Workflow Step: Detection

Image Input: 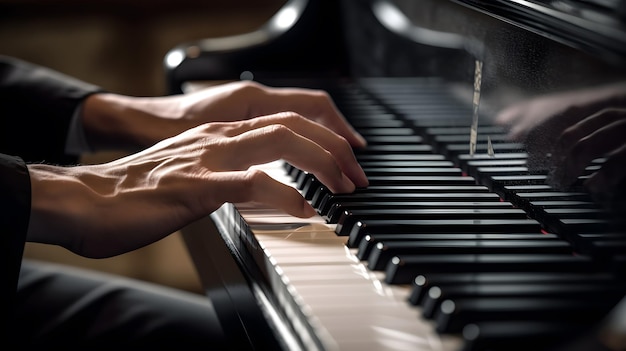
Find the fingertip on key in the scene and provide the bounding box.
[301,201,318,218]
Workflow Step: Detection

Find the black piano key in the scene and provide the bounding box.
[358,233,558,261]
[362,167,463,177]
[425,126,507,136]
[434,296,617,334]
[542,207,615,219]
[288,164,302,180]
[347,218,542,248]
[466,159,528,167]
[503,184,552,192]
[361,135,423,144]
[537,208,612,230]
[319,192,500,217]
[356,127,415,135]
[351,120,405,128]
[326,201,515,223]
[529,200,600,209]
[434,133,510,144]
[295,171,311,190]
[573,233,626,254]
[335,208,529,236]
[364,175,478,186]
[355,154,447,161]
[457,152,528,161]
[301,176,321,200]
[367,239,573,271]
[460,321,590,351]
[321,184,494,221]
[408,271,620,306]
[347,185,490,194]
[551,219,625,244]
[500,185,554,201]
[514,191,593,203]
[581,239,626,256]
[385,253,600,284]
[357,160,455,167]
[465,160,528,178]
[476,168,540,187]
[487,174,548,191]
[311,176,479,208]
[421,281,626,319]
[355,144,433,154]
[444,142,525,155]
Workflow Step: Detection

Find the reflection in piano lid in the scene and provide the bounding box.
[168,0,626,350]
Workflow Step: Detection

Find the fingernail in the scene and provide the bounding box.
[340,173,356,192]
[356,133,368,147]
[302,202,317,218]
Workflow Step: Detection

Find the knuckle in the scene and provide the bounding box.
[569,137,593,162]
[231,80,264,100]
[242,168,268,190]
[265,123,293,138]
[236,80,262,91]
[312,89,331,100]
[276,111,304,121]
[558,127,578,149]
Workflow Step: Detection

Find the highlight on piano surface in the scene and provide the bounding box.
[166,1,626,350]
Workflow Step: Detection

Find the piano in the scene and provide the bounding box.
[164,1,626,350]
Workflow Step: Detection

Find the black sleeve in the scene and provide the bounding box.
[0,56,103,165]
[0,154,30,333]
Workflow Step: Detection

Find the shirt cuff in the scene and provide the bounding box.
[65,102,93,156]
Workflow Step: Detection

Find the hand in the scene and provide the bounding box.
[495,83,626,171]
[82,81,367,152]
[26,112,369,258]
[548,108,626,210]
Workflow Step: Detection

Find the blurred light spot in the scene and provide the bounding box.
[463,324,480,341]
[240,71,254,81]
[165,50,184,68]
[274,6,298,29]
[440,300,456,314]
[428,286,441,299]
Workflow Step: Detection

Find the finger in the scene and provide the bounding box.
[208,169,317,218]
[584,143,626,211]
[220,124,358,194]
[552,108,626,165]
[229,112,368,187]
[259,87,367,148]
[524,105,603,172]
[549,118,626,188]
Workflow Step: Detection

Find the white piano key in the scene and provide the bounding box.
[211,161,462,350]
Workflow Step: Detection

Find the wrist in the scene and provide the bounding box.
[82,93,175,152]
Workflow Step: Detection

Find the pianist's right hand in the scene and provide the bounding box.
[495,82,626,212]
[81,80,368,152]
[26,112,369,259]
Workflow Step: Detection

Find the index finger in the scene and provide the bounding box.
[208,169,317,218]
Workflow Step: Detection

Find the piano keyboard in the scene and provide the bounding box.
[208,78,626,351]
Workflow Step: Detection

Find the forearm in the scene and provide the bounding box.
[26,161,193,258]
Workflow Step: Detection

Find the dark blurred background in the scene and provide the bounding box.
[1,0,286,294]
